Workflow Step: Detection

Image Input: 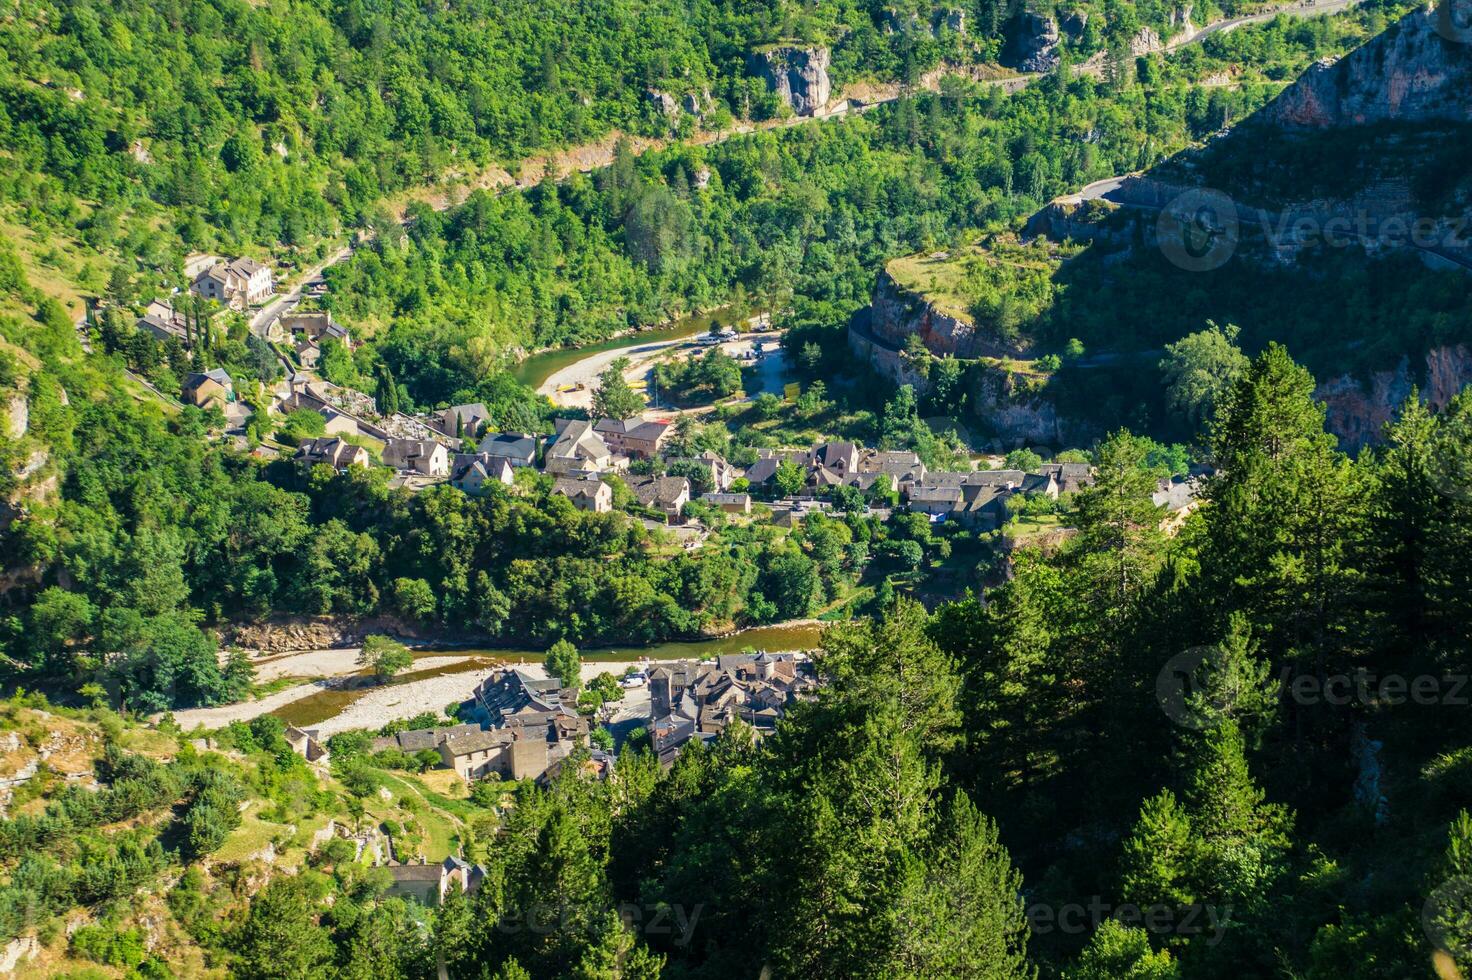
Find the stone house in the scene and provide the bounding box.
[811,441,859,476]
[451,453,515,493]
[280,311,351,349]
[907,484,963,519]
[1039,462,1095,494]
[439,729,515,779]
[137,300,193,346]
[629,475,690,521]
[191,257,273,309]
[284,726,328,762]
[385,857,485,907]
[594,417,671,459]
[368,724,482,755]
[294,337,321,369]
[296,436,371,470]
[181,368,234,409]
[383,438,450,477]
[1020,471,1059,499]
[477,432,539,468]
[438,403,491,440]
[546,419,620,476]
[553,476,613,512]
[700,491,752,514]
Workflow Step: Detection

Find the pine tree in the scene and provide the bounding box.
[815,597,962,751]
[1362,392,1438,658]
[1074,430,1166,619]
[375,363,400,417]
[1182,720,1293,910]
[936,554,1069,792]
[1427,810,1472,970]
[1064,920,1180,980]
[1426,390,1472,659]
[1119,789,1197,909]
[891,792,1033,979]
[508,804,607,973]
[571,911,665,980]
[1204,344,1361,693]
[231,877,334,980]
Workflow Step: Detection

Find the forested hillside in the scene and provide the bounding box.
[0,0,1044,273]
[324,2,1403,411]
[6,346,1472,977]
[5,2,1472,976]
[0,0,1319,315]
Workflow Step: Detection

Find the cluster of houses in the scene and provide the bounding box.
[457,669,599,781]
[742,444,1098,530]
[287,652,818,907]
[647,652,817,765]
[280,387,1124,531]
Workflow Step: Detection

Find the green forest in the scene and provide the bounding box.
[5,346,1472,978]
[0,0,1469,976]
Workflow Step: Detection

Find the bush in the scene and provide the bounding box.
[326,730,374,758]
[71,922,147,969]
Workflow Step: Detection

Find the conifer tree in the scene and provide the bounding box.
[1204,344,1361,691]
[1064,920,1180,980]
[1120,789,1197,909]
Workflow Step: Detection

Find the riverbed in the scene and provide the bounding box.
[170,621,825,735]
[513,306,751,391]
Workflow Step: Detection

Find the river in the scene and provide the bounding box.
[512,305,750,390]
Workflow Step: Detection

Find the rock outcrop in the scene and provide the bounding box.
[1002,12,1061,73]
[1261,6,1472,129]
[1060,11,1089,40]
[1317,345,1472,450]
[747,46,831,116]
[646,89,679,117]
[6,394,26,440]
[868,267,1022,360]
[1129,26,1164,56]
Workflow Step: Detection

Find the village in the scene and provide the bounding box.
[272,649,818,906]
[135,251,1202,541]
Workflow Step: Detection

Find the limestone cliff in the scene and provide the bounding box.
[747,46,831,116]
[1261,6,1472,129]
[1001,12,1061,73]
[852,274,1064,446]
[868,267,1023,360]
[1317,345,1472,450]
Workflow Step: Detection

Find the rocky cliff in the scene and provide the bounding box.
[1001,12,1061,72]
[1261,6,1472,129]
[747,46,831,116]
[868,266,1025,360]
[1317,345,1472,450]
